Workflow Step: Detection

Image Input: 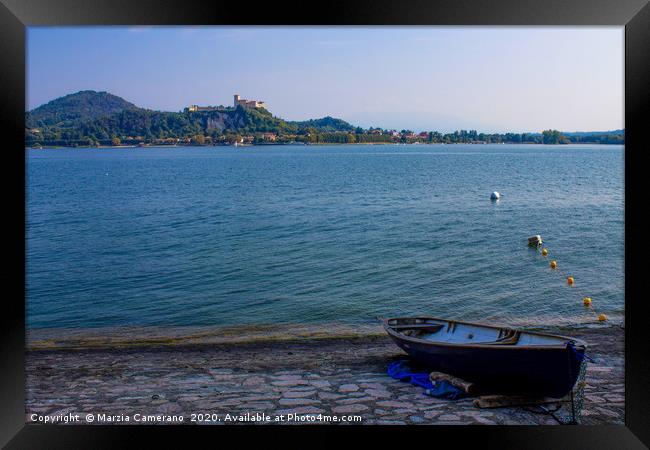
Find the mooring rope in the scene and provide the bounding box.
[525,238,602,425]
[532,242,607,324]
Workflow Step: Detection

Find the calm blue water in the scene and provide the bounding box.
[26,144,624,329]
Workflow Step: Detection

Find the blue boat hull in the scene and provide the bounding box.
[384,318,586,398]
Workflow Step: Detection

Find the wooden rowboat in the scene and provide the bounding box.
[383,317,587,398]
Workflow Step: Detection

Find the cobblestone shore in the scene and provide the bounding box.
[26,325,623,425]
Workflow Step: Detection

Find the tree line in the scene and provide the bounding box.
[26,91,623,147]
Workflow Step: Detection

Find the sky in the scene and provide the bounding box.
[27,26,624,133]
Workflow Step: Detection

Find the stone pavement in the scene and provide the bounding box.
[25,326,623,425]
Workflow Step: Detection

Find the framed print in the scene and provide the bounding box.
[1,0,649,448]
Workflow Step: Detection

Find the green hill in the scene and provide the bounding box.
[74,105,301,141]
[290,116,354,132]
[26,90,139,129]
[25,91,355,146]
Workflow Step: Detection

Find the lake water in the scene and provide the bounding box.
[26,144,624,330]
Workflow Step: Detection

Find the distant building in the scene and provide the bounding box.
[187,94,266,112]
[187,105,219,112]
[234,94,266,109]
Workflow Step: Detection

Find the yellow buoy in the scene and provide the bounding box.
[550,260,557,269]
[583,297,592,307]
[541,248,548,256]
[598,314,608,322]
[567,276,574,286]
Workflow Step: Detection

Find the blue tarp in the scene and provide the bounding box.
[387,360,468,400]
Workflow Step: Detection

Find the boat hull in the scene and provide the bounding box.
[384,318,586,398]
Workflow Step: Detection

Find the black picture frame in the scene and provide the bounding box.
[1,0,648,447]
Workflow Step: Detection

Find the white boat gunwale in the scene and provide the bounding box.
[383,316,587,351]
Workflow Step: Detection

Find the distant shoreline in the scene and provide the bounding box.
[26,91,625,149]
[27,142,624,150]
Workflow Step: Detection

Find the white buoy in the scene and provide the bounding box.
[490,191,500,200]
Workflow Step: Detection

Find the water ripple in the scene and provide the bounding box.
[26,144,624,329]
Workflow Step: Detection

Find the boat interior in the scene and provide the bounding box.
[386,317,570,347]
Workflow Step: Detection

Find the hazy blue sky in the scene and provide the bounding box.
[27,27,623,133]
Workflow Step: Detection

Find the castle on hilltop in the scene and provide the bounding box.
[187,94,266,112]
[233,94,266,109]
